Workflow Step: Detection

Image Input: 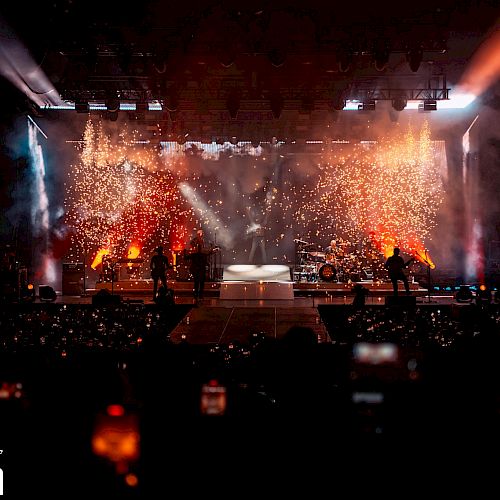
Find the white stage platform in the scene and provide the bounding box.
[222,264,292,281]
[220,265,294,299]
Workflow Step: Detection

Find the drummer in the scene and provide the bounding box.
[324,239,344,263]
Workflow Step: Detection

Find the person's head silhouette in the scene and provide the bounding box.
[393,247,400,256]
[156,246,163,254]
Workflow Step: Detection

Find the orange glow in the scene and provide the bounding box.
[127,243,141,260]
[27,284,34,290]
[480,284,487,291]
[91,247,110,270]
[172,225,188,251]
[370,229,398,258]
[65,119,194,271]
[125,473,139,487]
[381,235,397,259]
[107,404,125,417]
[371,227,436,269]
[200,380,227,416]
[126,243,141,268]
[92,414,140,463]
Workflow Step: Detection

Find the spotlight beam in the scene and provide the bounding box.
[27,115,47,139]
[0,15,64,107]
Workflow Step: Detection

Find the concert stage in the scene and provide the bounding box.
[93,277,426,298]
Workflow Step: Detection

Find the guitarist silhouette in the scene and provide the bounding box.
[384,247,414,296]
[186,229,219,300]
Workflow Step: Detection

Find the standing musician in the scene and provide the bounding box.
[246,207,269,264]
[185,229,219,300]
[150,246,172,301]
[384,247,413,296]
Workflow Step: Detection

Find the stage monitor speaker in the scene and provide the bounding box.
[39,285,57,302]
[92,292,121,306]
[385,295,416,307]
[62,262,84,295]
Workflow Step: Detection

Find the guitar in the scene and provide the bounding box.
[385,255,416,275]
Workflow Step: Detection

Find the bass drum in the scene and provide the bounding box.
[319,263,337,282]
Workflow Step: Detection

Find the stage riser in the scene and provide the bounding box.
[222,264,292,281]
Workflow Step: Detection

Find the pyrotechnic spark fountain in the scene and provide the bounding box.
[64,120,445,276]
[295,122,444,265]
[65,119,194,265]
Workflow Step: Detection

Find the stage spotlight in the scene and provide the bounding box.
[392,98,407,111]
[419,99,437,112]
[373,41,390,71]
[407,48,423,72]
[388,109,400,123]
[269,92,284,119]
[20,283,35,303]
[358,100,376,111]
[455,285,473,303]
[476,284,492,305]
[337,50,353,73]
[218,46,237,67]
[177,134,188,145]
[39,285,57,302]
[105,98,120,112]
[332,95,346,111]
[165,93,179,112]
[268,48,286,67]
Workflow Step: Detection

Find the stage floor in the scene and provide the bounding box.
[93,278,426,296]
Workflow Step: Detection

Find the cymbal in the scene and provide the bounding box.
[309,251,325,257]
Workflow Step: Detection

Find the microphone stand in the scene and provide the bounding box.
[213,230,217,282]
[81,245,88,297]
[111,259,116,296]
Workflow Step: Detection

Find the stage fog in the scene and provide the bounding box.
[9,108,485,290]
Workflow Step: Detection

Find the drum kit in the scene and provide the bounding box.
[294,239,372,283]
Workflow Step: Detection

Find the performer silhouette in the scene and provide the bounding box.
[384,247,412,296]
[150,246,171,301]
[188,229,211,300]
[246,207,268,264]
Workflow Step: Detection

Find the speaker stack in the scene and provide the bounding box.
[62,262,84,295]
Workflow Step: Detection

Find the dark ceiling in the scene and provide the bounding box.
[1,0,498,140]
